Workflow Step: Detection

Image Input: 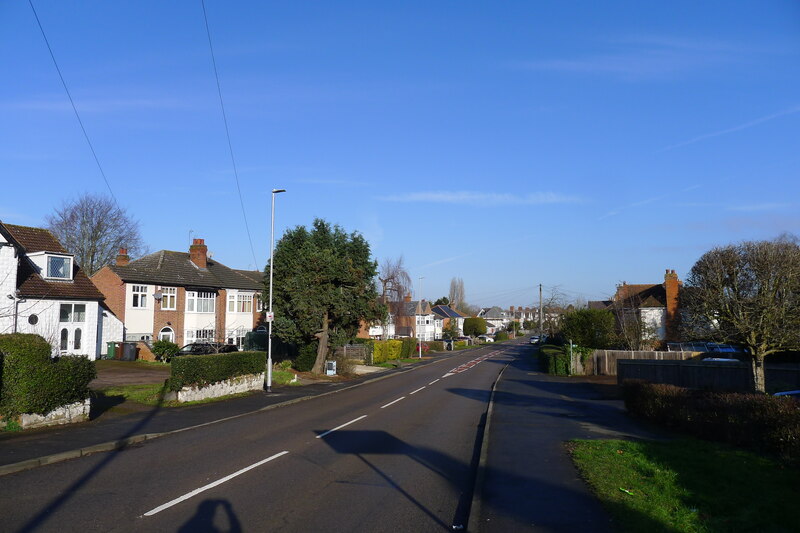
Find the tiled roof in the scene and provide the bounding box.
[614,283,666,308]
[109,250,262,291]
[234,269,266,286]
[482,306,507,319]
[0,222,104,301]
[588,300,613,310]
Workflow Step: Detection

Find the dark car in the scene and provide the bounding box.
[175,342,239,356]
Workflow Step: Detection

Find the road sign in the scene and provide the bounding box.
[266,311,274,322]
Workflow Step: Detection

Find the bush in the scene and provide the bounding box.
[399,338,416,358]
[332,352,356,376]
[294,342,318,372]
[541,344,570,375]
[623,380,800,463]
[560,308,617,349]
[373,340,402,364]
[495,331,509,342]
[0,333,96,418]
[455,340,467,349]
[428,341,444,352]
[463,317,487,337]
[168,351,266,391]
[151,339,179,361]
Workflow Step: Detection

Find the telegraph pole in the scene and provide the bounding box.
[538,283,543,336]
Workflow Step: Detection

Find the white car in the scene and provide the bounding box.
[478,335,494,343]
[529,336,539,344]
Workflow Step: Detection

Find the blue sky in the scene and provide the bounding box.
[2,1,799,308]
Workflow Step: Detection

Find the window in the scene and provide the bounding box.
[228,293,236,313]
[185,328,215,343]
[28,314,38,325]
[237,294,252,313]
[46,255,72,279]
[187,291,215,313]
[256,295,263,312]
[132,285,148,308]
[60,329,68,351]
[159,327,174,343]
[59,304,86,323]
[161,287,177,310]
[74,328,82,350]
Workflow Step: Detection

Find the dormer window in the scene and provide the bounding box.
[46,255,72,280]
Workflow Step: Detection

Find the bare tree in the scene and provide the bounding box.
[449,277,465,311]
[610,291,658,351]
[681,235,800,392]
[46,193,147,275]
[378,256,412,340]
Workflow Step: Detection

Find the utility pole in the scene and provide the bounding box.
[538,283,543,336]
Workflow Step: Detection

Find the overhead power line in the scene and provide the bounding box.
[28,0,118,206]
[200,0,260,270]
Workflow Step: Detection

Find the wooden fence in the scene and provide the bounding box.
[589,350,697,376]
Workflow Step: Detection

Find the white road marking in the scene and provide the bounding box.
[428,379,440,385]
[143,451,289,517]
[315,415,368,439]
[381,396,406,409]
[410,386,426,395]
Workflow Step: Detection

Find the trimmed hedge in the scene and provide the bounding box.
[0,333,96,418]
[168,351,266,391]
[427,341,444,352]
[495,332,509,342]
[541,344,570,375]
[399,338,416,358]
[623,380,800,463]
[373,340,402,364]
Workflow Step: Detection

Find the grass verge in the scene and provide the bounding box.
[569,438,800,532]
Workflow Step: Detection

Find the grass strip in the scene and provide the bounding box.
[569,438,800,533]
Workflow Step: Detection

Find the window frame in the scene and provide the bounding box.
[46,254,73,280]
[160,287,177,311]
[131,285,148,309]
[186,291,216,313]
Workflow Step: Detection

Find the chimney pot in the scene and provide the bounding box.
[190,238,208,269]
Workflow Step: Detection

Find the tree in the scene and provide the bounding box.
[46,193,146,276]
[463,317,487,337]
[560,308,617,348]
[449,277,465,311]
[434,296,450,306]
[271,219,384,374]
[442,320,460,340]
[377,256,412,340]
[681,235,800,392]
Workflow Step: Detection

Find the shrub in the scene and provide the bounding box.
[0,333,96,418]
[332,352,356,376]
[399,338,416,358]
[151,340,179,361]
[541,344,570,375]
[294,342,318,372]
[495,331,509,342]
[276,359,293,371]
[463,317,487,337]
[168,351,266,391]
[373,340,402,364]
[560,308,617,349]
[455,340,467,349]
[623,380,800,463]
[428,341,444,352]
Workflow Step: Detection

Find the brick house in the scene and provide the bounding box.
[0,221,120,360]
[431,304,467,338]
[92,239,265,349]
[365,295,436,341]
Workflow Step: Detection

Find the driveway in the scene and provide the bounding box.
[90,360,171,390]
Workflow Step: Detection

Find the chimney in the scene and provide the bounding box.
[190,238,208,269]
[664,269,680,341]
[510,306,515,313]
[404,293,412,303]
[116,248,130,266]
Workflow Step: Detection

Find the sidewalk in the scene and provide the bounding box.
[470,351,667,532]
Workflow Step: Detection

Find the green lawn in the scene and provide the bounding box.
[570,438,800,533]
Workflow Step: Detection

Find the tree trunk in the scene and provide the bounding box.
[312,310,329,375]
[751,356,766,393]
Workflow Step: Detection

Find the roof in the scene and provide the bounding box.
[395,300,433,317]
[431,304,467,319]
[588,300,613,310]
[0,222,104,301]
[482,306,507,319]
[107,250,263,291]
[614,283,667,309]
[233,269,265,286]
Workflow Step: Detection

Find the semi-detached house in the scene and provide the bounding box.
[92,238,265,349]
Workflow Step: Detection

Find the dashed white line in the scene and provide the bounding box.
[381,397,406,409]
[428,379,439,385]
[143,451,289,516]
[410,386,426,395]
[316,415,368,439]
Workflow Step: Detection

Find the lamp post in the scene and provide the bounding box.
[267,188,286,392]
[417,276,424,358]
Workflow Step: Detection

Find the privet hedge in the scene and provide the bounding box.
[168,351,266,391]
[623,380,800,463]
[0,333,96,418]
[373,340,402,364]
[541,344,570,376]
[427,341,444,352]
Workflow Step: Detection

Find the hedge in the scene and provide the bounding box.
[541,344,570,375]
[399,338,416,358]
[494,332,509,342]
[427,341,444,352]
[373,340,402,364]
[0,333,96,418]
[623,380,800,463]
[168,351,266,391]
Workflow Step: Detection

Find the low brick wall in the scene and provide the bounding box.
[13,399,91,430]
[167,372,265,403]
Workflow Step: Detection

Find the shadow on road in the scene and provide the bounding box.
[178,498,242,533]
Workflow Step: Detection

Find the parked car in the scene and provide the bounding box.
[700,357,740,363]
[175,342,238,357]
[478,335,494,343]
[529,336,539,344]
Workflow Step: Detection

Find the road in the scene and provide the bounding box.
[1,343,518,532]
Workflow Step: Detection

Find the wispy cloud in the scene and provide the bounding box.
[599,194,668,220]
[378,191,582,206]
[514,35,742,81]
[659,106,800,151]
[418,251,475,270]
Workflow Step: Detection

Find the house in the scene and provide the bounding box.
[0,221,119,360]
[588,269,681,343]
[478,306,510,334]
[91,239,265,351]
[431,304,467,338]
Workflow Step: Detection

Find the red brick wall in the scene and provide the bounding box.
[152,286,186,347]
[91,267,125,322]
[664,269,681,342]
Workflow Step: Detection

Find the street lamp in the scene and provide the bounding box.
[418,276,424,358]
[267,188,286,392]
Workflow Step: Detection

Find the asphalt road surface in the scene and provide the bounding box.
[1,343,516,532]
